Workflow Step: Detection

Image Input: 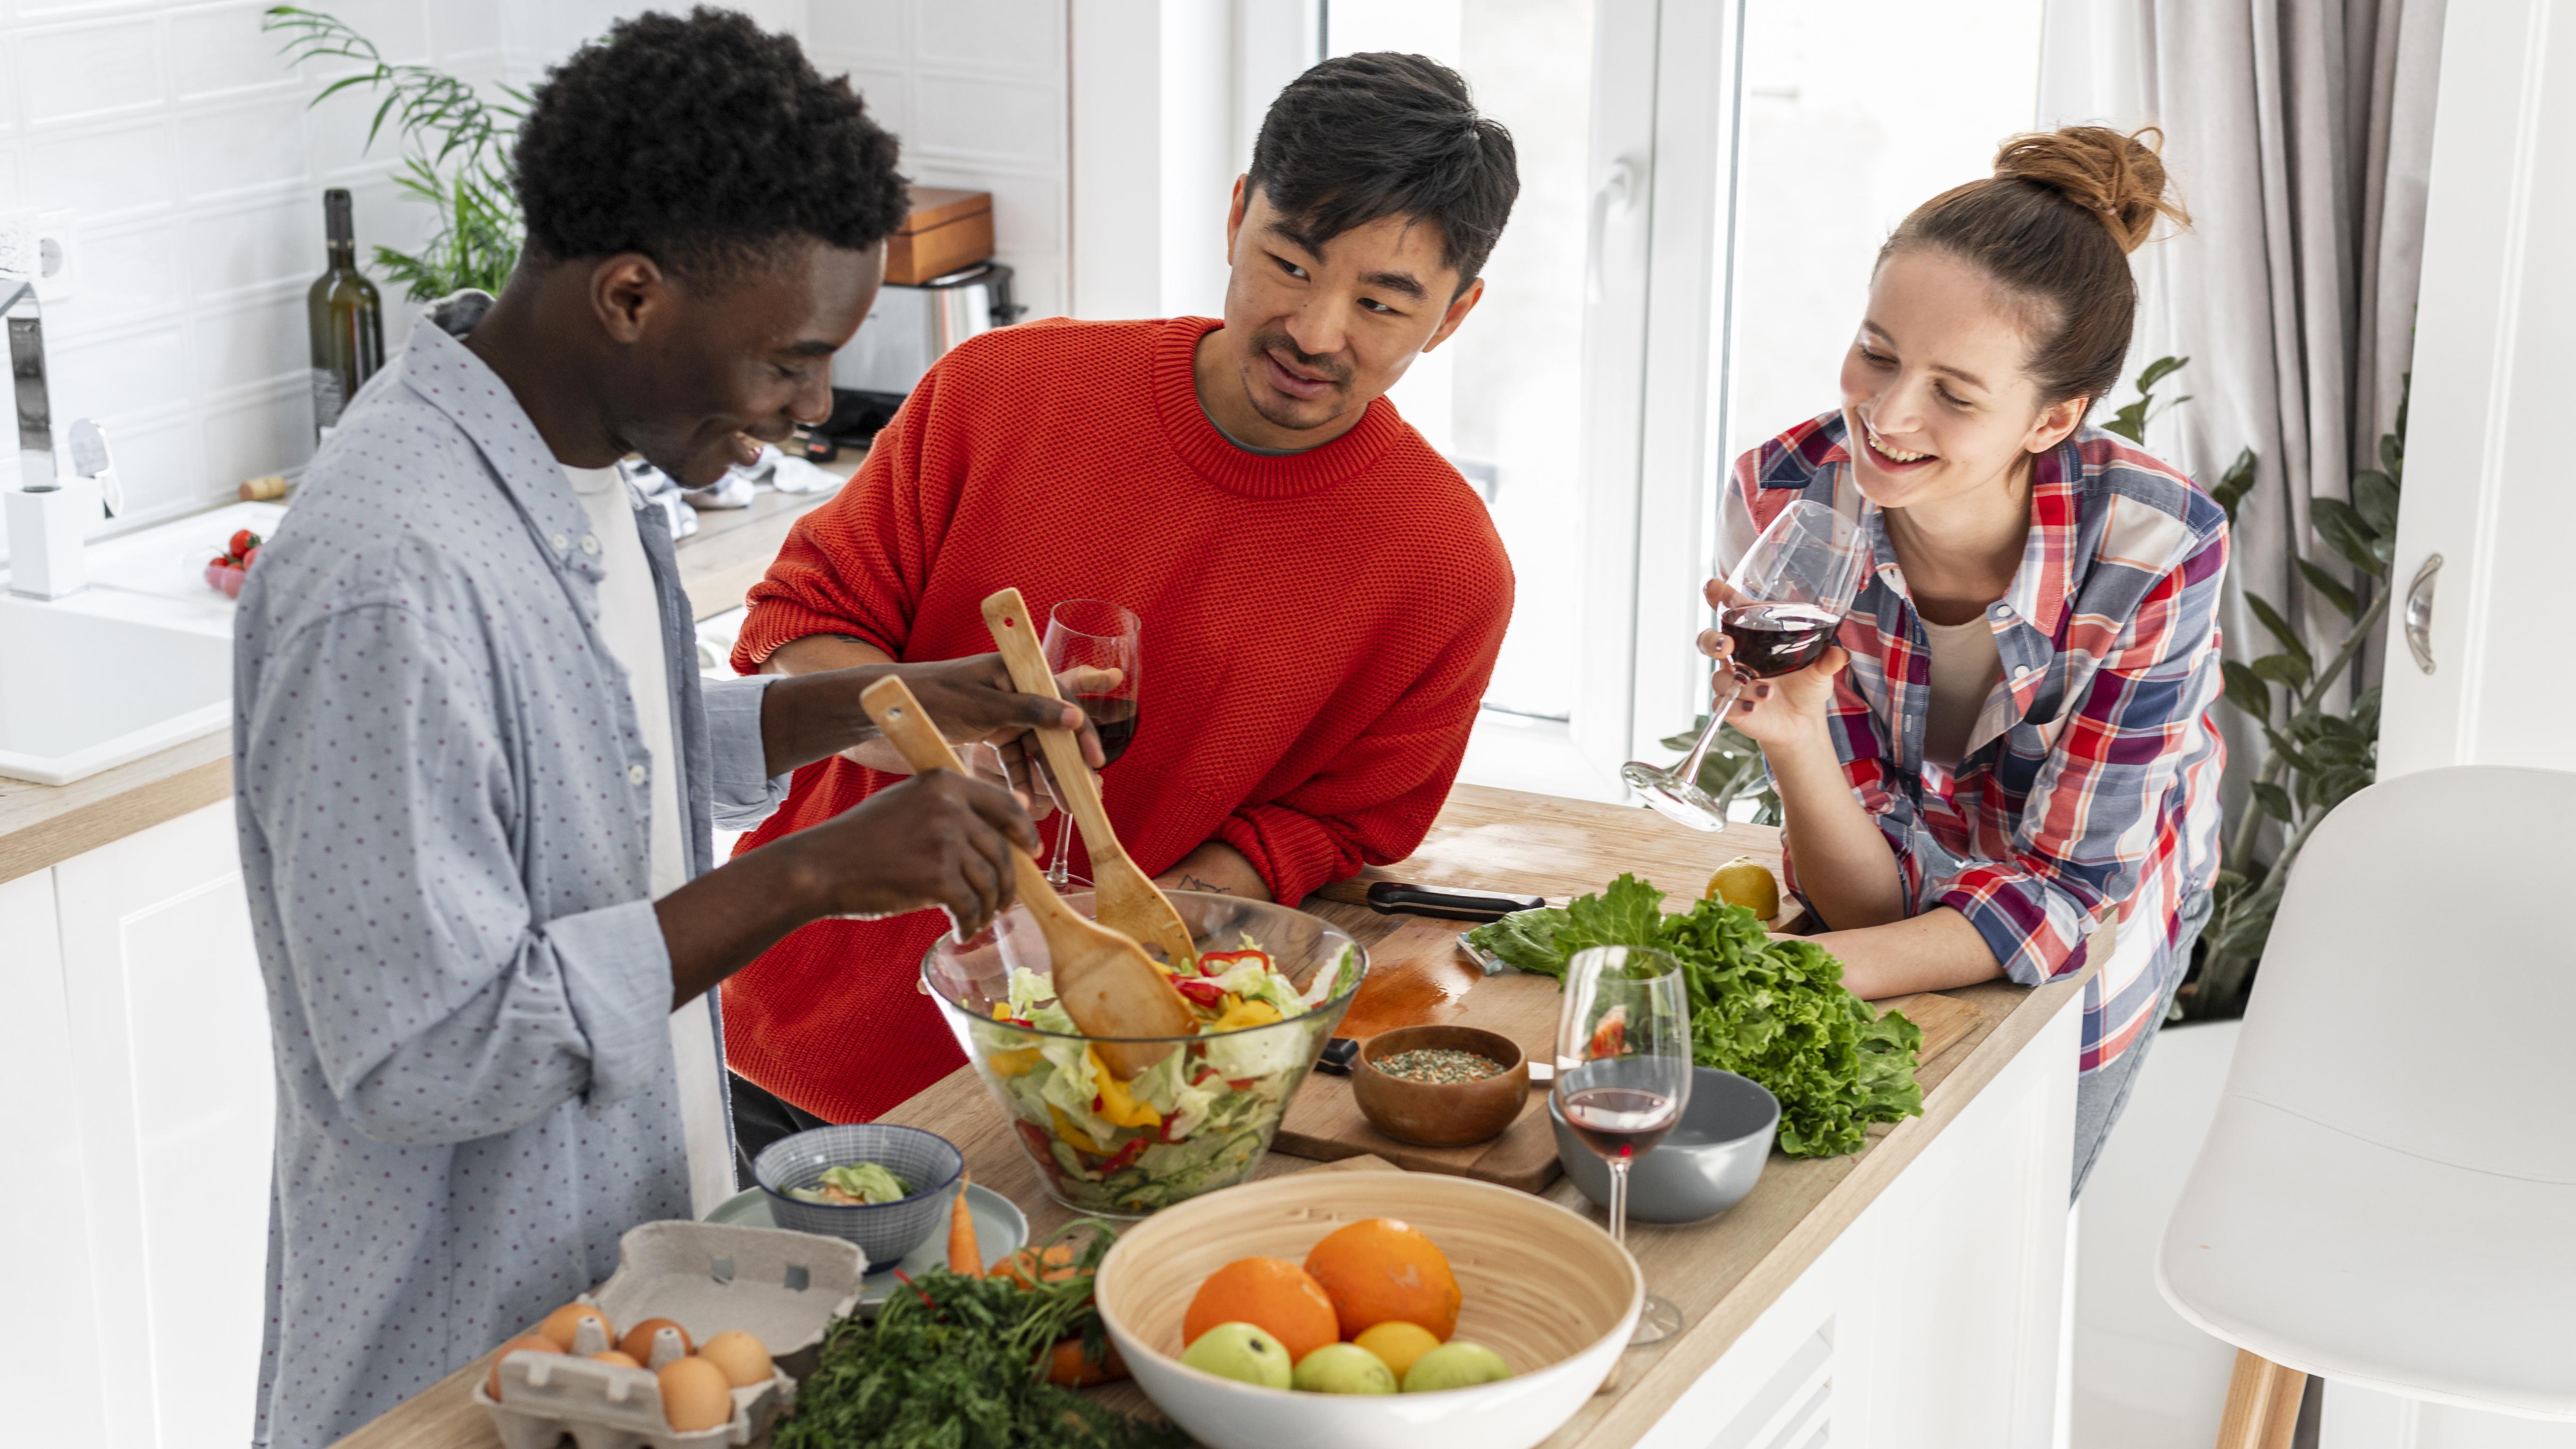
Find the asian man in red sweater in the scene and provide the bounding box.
[722,53,1522,1139]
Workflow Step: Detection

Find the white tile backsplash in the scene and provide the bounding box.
[0,0,1073,566]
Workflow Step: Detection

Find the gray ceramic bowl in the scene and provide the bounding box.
[752,1123,964,1269]
[1550,1068,1779,1224]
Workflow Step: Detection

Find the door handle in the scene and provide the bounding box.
[2404,552,2442,675]
[1585,157,1640,305]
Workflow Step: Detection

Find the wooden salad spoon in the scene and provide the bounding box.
[859,675,1195,1080]
[978,587,1201,970]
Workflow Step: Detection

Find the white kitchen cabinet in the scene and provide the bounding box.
[1632,996,2081,1448]
[14,801,275,1449]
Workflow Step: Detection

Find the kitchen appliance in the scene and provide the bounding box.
[821,261,1020,447]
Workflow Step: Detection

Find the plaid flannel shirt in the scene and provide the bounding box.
[1726,412,2228,1072]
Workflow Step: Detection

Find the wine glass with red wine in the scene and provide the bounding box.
[1621,498,1866,832]
[1556,944,1692,1345]
[1040,599,1142,888]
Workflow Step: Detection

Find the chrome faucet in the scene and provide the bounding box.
[2,273,53,497]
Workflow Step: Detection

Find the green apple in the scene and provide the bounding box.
[1291,1342,1398,1395]
[1401,1341,1511,1392]
[1181,1321,1293,1389]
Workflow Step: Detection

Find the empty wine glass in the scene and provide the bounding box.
[1040,599,1141,888]
[1556,944,1692,1345]
[1622,499,1866,832]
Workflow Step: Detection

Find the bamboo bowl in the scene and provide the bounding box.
[1095,1172,1642,1449]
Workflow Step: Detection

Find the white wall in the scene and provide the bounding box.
[1068,0,1274,321]
[0,0,509,561]
[0,0,1078,568]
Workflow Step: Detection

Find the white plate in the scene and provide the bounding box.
[705,1181,1028,1311]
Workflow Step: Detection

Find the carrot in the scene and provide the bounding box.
[946,1173,979,1276]
[1045,1336,1128,1387]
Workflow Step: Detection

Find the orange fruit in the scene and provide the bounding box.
[1182,1257,1340,1363]
[1303,1218,1461,1342]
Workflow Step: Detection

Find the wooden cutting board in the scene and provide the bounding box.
[1273,928,1983,1192]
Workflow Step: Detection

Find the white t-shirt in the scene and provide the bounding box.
[564,464,731,1215]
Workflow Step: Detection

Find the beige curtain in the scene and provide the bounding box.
[2041,0,2445,750]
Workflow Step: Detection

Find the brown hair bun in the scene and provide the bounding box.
[1878,124,2191,417]
[1990,125,2188,254]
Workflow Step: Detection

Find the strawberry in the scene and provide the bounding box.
[229,528,260,558]
[241,545,261,569]
[209,555,233,569]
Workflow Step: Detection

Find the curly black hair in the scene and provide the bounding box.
[1248,53,1519,293]
[512,7,908,279]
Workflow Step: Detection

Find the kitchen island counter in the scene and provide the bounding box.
[333,785,2088,1449]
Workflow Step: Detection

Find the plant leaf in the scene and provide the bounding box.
[2221,659,2272,720]
[2294,558,2358,618]
[2352,468,2400,535]
[2102,400,2149,444]
[2251,782,2295,823]
[2136,355,2188,392]
[2311,497,2389,578]
[2243,593,2311,666]
[2209,447,2259,523]
[2250,653,2311,688]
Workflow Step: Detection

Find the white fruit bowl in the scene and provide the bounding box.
[1093,1171,1641,1449]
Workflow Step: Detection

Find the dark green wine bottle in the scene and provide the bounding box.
[307,188,384,440]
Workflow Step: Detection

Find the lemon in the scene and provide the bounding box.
[1352,1320,1443,1379]
[1705,856,1780,918]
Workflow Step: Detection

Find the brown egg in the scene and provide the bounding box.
[485,1337,560,1400]
[696,1330,774,1388]
[657,1356,735,1433]
[537,1302,615,1354]
[590,1350,642,1368]
[619,1316,694,1366]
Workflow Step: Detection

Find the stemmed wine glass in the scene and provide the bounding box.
[1040,599,1142,889]
[1556,944,1692,1345]
[1621,499,1866,832]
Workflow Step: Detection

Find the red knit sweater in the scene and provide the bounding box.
[722,316,1513,1122]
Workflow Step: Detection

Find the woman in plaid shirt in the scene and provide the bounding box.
[1711,126,2226,1196]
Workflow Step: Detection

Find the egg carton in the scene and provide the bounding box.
[475,1219,864,1449]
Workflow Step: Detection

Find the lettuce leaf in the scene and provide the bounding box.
[1475,876,1924,1158]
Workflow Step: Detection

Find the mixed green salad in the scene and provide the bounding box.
[1468,873,1924,1157]
[971,937,1361,1214]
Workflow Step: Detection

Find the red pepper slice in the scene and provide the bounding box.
[1099,1136,1147,1172]
[1228,1078,1256,1092]
[1172,978,1225,1008]
[1190,1066,1222,1087]
[1197,948,1272,977]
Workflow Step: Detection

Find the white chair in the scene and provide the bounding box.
[2158,765,2576,1447]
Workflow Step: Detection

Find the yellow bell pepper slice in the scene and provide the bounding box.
[1087,1047,1163,1128]
[987,1045,1044,1078]
[1048,1103,1106,1155]
[1211,998,1283,1033]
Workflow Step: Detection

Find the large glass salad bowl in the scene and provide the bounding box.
[924,890,1368,1217]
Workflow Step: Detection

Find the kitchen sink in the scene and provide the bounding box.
[0,591,232,786]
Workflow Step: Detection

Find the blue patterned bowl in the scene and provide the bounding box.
[751,1123,965,1269]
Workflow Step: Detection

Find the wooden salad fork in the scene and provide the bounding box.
[859,675,1194,1080]
[979,587,1201,971]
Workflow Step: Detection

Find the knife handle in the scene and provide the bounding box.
[1365,881,1547,922]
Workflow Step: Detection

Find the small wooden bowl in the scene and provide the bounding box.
[1352,1024,1530,1147]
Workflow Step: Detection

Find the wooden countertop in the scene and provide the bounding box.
[0,454,859,886]
[333,784,2085,1449]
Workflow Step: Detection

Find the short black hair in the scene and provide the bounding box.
[1246,53,1519,294]
[513,8,908,279]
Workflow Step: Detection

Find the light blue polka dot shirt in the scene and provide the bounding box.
[231,293,788,1448]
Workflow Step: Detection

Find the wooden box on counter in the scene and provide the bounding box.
[885,186,993,284]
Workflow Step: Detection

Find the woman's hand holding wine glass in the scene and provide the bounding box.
[1621,498,1866,831]
[1694,577,1850,749]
